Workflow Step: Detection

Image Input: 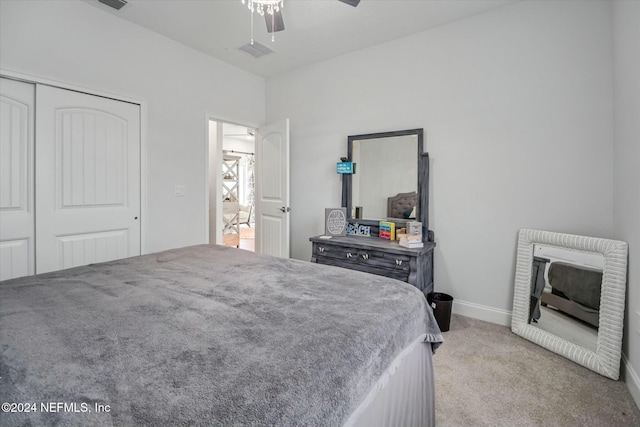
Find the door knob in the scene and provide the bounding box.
[279,207,291,213]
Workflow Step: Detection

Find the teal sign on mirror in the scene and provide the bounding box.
[336,162,356,174]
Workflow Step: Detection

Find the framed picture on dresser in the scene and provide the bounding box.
[325,208,347,236]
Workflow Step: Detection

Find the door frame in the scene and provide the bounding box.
[0,68,149,254]
[204,115,259,246]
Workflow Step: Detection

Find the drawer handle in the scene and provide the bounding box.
[346,253,353,258]
[319,247,325,253]
[361,253,369,260]
[395,259,403,266]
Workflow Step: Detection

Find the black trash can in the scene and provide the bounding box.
[427,292,454,332]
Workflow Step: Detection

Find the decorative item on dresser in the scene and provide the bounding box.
[310,128,435,294]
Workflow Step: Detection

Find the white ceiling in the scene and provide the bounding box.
[85,0,518,78]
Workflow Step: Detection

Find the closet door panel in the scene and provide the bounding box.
[0,77,35,280]
[35,85,140,274]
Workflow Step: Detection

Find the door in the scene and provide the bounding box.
[0,78,35,280]
[255,119,290,258]
[35,85,141,274]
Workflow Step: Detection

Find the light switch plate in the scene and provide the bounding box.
[174,185,185,196]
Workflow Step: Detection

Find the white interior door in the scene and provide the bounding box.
[255,119,290,257]
[35,85,141,274]
[0,78,35,280]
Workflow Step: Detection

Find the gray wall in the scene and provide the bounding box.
[267,0,615,324]
[613,0,640,405]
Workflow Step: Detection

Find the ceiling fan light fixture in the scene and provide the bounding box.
[241,0,284,44]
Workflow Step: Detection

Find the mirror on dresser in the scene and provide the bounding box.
[511,229,628,380]
[310,128,435,295]
[342,128,430,241]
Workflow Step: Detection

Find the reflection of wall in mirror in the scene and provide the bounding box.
[352,136,417,219]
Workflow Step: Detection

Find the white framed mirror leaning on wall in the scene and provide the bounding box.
[511,229,628,380]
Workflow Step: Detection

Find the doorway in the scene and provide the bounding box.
[208,120,256,252]
[207,117,290,258]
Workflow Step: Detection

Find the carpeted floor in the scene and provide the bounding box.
[433,314,640,427]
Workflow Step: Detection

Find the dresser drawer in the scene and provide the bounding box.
[357,250,411,272]
[310,235,435,294]
[314,244,411,270]
[313,243,360,264]
[315,256,410,282]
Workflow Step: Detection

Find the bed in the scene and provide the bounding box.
[529,257,602,328]
[541,261,602,327]
[0,245,442,427]
[387,191,417,219]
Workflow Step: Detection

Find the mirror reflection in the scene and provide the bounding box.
[529,244,603,353]
[511,229,628,380]
[351,135,418,220]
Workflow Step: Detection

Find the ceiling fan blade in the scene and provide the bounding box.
[265,9,285,33]
[338,0,361,6]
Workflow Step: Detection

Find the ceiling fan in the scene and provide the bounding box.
[263,0,361,34]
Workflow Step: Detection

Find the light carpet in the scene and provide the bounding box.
[434,314,640,427]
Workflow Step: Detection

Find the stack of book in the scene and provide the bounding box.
[398,221,423,248]
[379,221,396,240]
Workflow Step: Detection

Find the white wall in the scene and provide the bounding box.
[613,0,640,406]
[0,0,265,253]
[267,0,615,322]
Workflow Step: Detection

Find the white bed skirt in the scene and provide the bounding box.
[344,334,435,427]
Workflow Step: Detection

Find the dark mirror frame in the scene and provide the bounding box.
[341,128,431,242]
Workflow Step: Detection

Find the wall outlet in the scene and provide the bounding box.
[174,185,185,196]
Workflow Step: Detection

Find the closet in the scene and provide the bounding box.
[0,77,141,280]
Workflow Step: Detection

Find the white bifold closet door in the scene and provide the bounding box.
[0,78,35,280]
[1,78,141,280]
[35,85,141,274]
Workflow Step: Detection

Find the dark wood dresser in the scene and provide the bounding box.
[309,235,435,294]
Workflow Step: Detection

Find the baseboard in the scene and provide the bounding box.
[452,299,512,327]
[623,354,640,409]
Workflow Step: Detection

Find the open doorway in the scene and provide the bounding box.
[208,120,256,252]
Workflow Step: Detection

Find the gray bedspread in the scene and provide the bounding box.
[0,244,442,427]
